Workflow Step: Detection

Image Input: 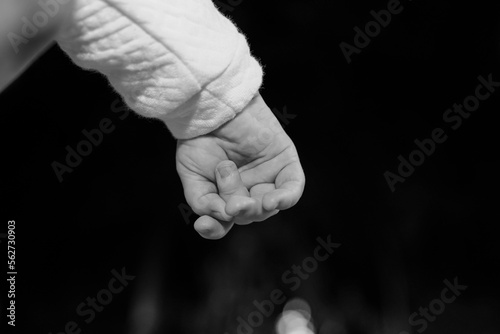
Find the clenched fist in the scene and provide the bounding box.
[176,93,305,239]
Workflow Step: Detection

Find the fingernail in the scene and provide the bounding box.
[218,165,234,179]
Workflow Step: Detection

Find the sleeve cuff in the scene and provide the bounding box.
[159,33,263,139]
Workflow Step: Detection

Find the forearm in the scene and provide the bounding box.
[0,0,73,92]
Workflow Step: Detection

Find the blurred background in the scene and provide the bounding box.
[1,0,500,333]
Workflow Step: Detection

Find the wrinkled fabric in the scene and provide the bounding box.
[57,0,263,139]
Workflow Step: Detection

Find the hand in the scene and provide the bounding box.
[176,93,305,239]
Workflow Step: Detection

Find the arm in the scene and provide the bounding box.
[2,0,305,239]
[55,0,263,139]
[57,0,304,239]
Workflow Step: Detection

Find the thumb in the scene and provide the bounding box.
[215,161,249,200]
[216,161,258,222]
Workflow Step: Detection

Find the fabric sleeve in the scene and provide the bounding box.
[56,0,263,139]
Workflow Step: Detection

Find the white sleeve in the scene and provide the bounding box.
[56,0,263,139]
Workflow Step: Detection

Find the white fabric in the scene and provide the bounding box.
[56,0,263,139]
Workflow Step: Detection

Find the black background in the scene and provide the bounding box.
[1,0,500,333]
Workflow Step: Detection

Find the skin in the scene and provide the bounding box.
[176,93,306,239]
[0,0,74,92]
[0,3,305,240]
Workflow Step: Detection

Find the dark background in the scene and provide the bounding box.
[1,0,500,333]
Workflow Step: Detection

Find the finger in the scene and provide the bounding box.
[180,173,233,222]
[263,162,305,211]
[194,215,234,240]
[227,188,280,224]
[225,195,258,217]
[195,193,233,222]
[216,161,250,200]
[215,160,254,223]
[246,183,280,221]
[225,195,262,225]
[216,161,270,225]
[263,187,300,211]
[186,189,233,222]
